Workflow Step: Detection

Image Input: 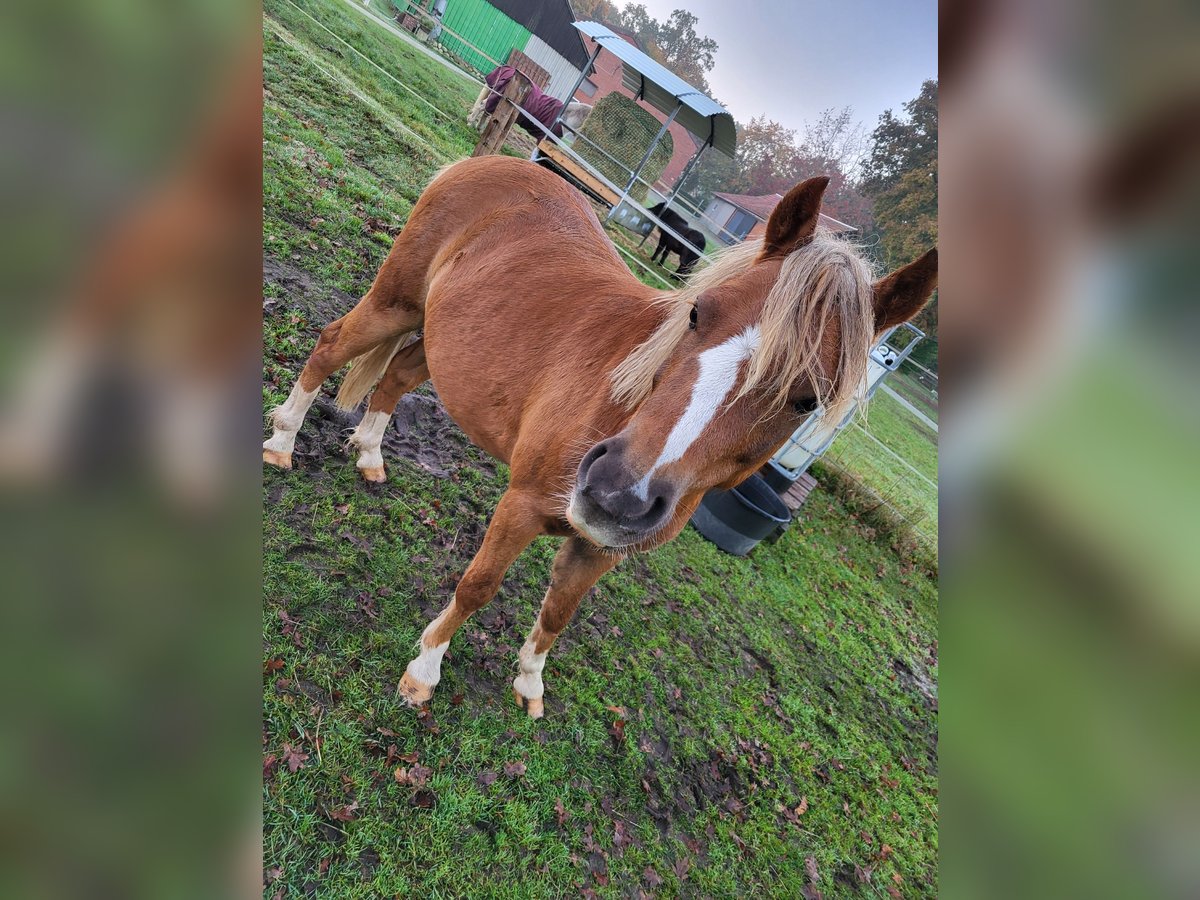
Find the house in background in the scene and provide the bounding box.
[437,0,590,100]
[704,191,856,244]
[572,25,701,191]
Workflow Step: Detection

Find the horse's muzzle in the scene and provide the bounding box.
[568,437,677,548]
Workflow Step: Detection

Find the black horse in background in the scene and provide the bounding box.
[646,202,707,277]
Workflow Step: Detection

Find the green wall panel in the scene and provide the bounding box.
[438,0,532,75]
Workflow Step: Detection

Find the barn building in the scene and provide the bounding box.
[437,0,591,100]
[704,191,856,244]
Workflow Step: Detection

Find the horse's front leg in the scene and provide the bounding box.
[398,489,543,705]
[512,536,619,719]
[651,234,667,264]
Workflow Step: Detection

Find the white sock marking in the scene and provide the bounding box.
[634,325,759,499]
[512,638,548,700]
[406,641,449,687]
[405,604,456,686]
[350,410,390,471]
[263,382,319,455]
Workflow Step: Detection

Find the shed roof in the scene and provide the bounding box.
[488,0,590,69]
[573,21,736,157]
[714,191,856,233]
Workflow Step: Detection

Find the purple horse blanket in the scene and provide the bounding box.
[484,66,566,139]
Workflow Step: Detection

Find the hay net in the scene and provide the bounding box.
[575,93,673,203]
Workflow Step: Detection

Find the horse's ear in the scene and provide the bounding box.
[759,176,830,259]
[873,248,938,334]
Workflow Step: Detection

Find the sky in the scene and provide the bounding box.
[628,0,937,137]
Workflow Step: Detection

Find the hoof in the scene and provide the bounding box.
[359,464,387,483]
[512,688,544,719]
[262,448,293,470]
[398,671,434,707]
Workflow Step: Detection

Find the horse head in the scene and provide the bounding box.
[567,176,937,549]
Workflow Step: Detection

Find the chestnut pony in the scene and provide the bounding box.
[264,156,936,717]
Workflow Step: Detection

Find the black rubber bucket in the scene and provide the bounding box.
[690,473,792,556]
[760,459,800,495]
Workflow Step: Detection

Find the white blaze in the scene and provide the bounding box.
[634,325,760,499]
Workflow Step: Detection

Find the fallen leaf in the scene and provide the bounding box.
[281,743,308,772]
[581,823,598,853]
[643,866,663,888]
[555,797,569,826]
[450,693,464,706]
[610,719,626,743]
[264,866,282,884]
[801,884,823,900]
[327,801,358,822]
[477,771,498,787]
[397,750,419,764]
[503,760,527,777]
[408,763,432,787]
[854,864,873,884]
[318,857,331,875]
[880,843,895,861]
[264,658,285,674]
[892,872,903,884]
[796,795,809,816]
[887,888,902,899]
[263,755,279,779]
[613,820,631,852]
[672,856,690,880]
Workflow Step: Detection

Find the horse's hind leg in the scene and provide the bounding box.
[512,537,617,718]
[399,489,543,706]
[263,295,420,470]
[346,337,428,483]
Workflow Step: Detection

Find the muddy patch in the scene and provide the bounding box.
[264,254,358,326]
[892,656,938,708]
[380,391,486,479]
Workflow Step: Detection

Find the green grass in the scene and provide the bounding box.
[820,392,938,558]
[263,2,938,895]
[885,369,938,424]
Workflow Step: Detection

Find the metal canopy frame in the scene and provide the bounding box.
[545,22,734,226]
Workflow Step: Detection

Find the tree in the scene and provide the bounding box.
[861,80,938,361]
[861,81,937,200]
[572,2,719,94]
[726,116,801,196]
[652,10,718,91]
[802,107,868,177]
[795,108,873,231]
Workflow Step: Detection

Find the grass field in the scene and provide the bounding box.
[822,392,939,558]
[263,1,938,895]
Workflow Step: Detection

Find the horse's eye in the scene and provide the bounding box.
[688,306,698,329]
[793,397,818,415]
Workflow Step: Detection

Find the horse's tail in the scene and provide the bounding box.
[334,332,412,411]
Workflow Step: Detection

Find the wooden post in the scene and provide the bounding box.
[473,75,531,157]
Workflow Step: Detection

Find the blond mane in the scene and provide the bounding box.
[610,233,876,426]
